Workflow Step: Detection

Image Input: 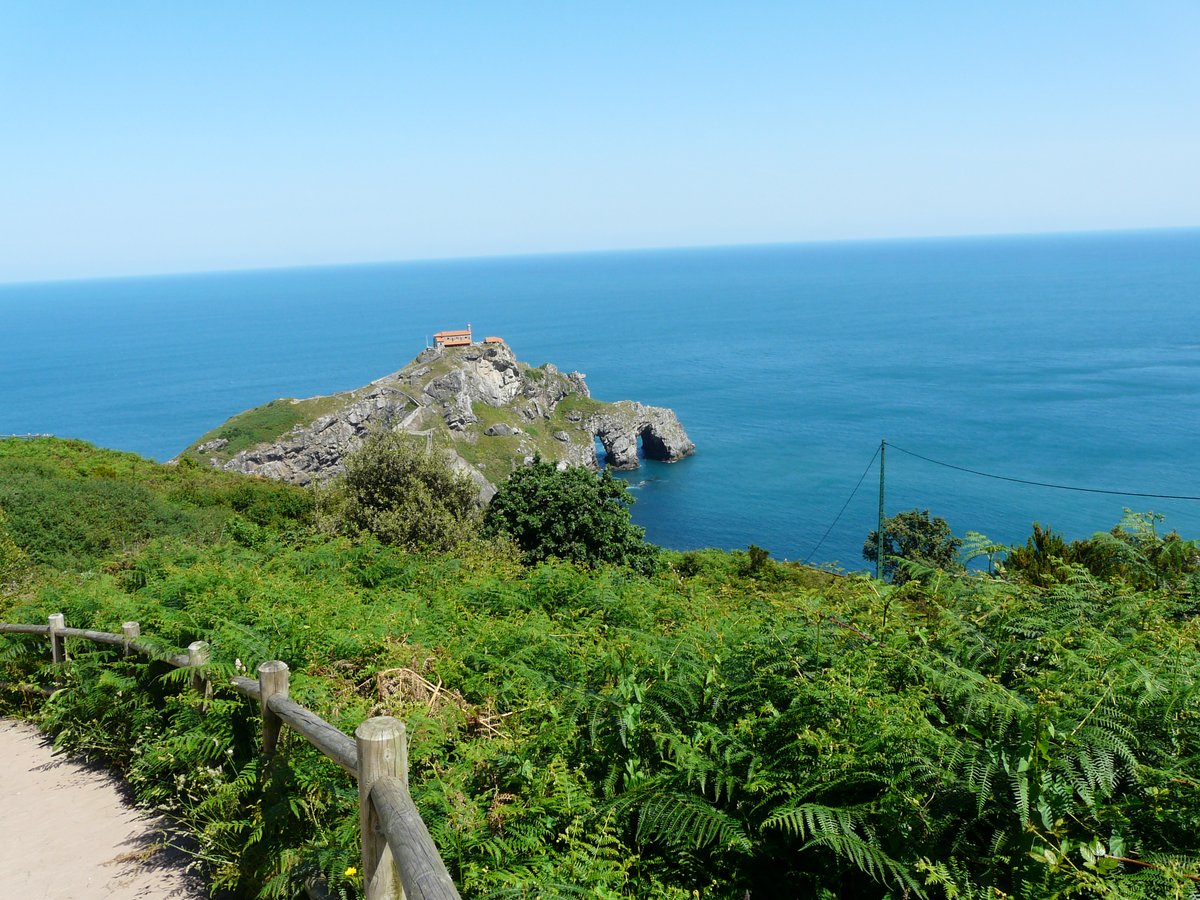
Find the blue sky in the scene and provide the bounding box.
[1,2,1197,282]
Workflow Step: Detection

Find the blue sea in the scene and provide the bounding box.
[2,229,1199,570]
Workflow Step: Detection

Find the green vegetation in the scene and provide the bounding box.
[317,429,482,552]
[184,394,348,462]
[864,508,963,584]
[3,438,1200,899]
[0,437,312,571]
[0,506,28,587]
[484,458,657,573]
[549,393,607,422]
[454,397,602,478]
[1003,511,1199,590]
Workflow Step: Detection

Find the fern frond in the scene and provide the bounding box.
[632,790,752,852]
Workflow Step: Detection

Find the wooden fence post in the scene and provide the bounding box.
[356,716,407,900]
[48,613,66,664]
[258,661,289,755]
[121,622,140,657]
[188,641,211,698]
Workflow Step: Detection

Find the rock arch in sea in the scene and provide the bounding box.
[586,402,695,470]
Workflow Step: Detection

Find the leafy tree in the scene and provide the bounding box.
[863,508,961,583]
[319,430,481,552]
[483,459,657,572]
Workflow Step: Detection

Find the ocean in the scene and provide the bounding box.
[2,228,1199,569]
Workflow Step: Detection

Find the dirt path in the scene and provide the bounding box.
[0,718,206,899]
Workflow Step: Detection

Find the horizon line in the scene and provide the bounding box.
[2,223,1197,289]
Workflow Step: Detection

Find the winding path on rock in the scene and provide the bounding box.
[0,718,206,899]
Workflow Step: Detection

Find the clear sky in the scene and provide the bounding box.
[2,2,1197,282]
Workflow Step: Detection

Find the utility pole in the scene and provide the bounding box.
[877,439,886,582]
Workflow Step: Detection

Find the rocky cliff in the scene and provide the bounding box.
[180,342,694,497]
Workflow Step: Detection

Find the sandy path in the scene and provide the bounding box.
[0,718,206,899]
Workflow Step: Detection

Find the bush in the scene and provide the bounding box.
[0,471,203,570]
[863,508,962,584]
[742,543,771,576]
[484,460,657,573]
[5,481,1200,896]
[8,439,1200,897]
[224,480,314,527]
[673,551,704,578]
[1005,511,1200,589]
[319,430,481,552]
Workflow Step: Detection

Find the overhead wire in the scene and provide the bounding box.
[887,442,1200,501]
[802,444,880,564]
[801,440,1199,566]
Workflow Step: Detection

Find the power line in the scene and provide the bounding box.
[887,442,1200,502]
[803,444,881,564]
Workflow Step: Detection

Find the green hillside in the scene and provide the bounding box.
[2,437,1199,899]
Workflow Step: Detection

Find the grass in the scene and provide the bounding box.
[453,401,599,477]
[549,394,607,422]
[183,394,349,462]
[0,437,312,571]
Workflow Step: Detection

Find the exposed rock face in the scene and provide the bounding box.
[484,423,520,437]
[587,402,697,470]
[183,341,694,497]
[212,386,410,486]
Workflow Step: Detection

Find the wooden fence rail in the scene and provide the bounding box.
[0,614,460,900]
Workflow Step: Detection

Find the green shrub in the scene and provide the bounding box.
[0,438,311,571]
[673,550,704,578]
[1006,511,1200,590]
[743,543,771,576]
[863,508,962,584]
[225,480,314,526]
[318,430,481,552]
[484,459,658,573]
[0,471,202,569]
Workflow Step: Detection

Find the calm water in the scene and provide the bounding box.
[3,229,1199,568]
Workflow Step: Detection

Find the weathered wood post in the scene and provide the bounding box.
[356,716,408,900]
[188,640,211,698]
[257,661,289,755]
[121,622,140,657]
[48,613,66,664]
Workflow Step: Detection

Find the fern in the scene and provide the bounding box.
[763,802,923,895]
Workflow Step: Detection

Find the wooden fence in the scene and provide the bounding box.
[0,614,460,900]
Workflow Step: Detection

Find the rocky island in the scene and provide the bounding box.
[179,338,694,499]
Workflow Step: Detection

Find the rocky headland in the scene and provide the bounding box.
[180,341,694,499]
